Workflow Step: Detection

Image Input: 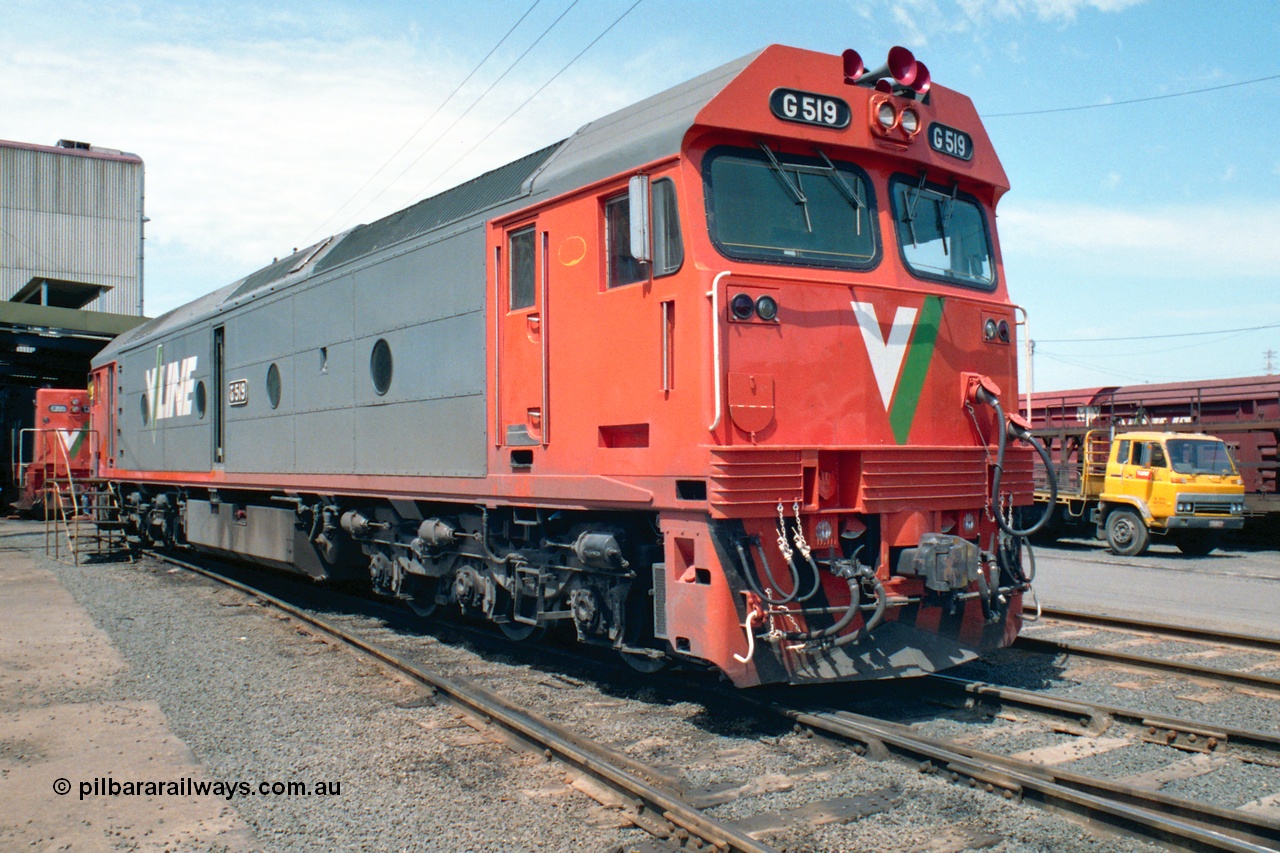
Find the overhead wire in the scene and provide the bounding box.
[1034,350,1183,384]
[1036,328,1262,360]
[410,0,645,200]
[985,72,1280,117]
[335,0,584,232]
[1035,320,1280,345]
[303,0,546,244]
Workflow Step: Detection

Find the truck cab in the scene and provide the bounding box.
[1096,431,1245,556]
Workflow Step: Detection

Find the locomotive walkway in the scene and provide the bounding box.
[0,529,258,851]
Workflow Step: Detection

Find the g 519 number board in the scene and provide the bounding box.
[769,88,850,129]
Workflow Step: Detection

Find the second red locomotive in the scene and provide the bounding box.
[87,44,1048,687]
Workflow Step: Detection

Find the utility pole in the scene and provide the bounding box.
[1266,349,1276,375]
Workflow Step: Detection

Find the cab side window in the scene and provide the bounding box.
[509,227,536,310]
[605,195,648,288]
[651,178,683,277]
[1115,440,1131,464]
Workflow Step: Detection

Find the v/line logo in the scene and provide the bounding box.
[55,429,87,458]
[851,296,942,445]
[144,345,199,422]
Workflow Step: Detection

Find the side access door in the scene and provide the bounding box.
[495,223,549,457]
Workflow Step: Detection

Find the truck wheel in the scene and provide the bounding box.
[1176,532,1219,556]
[1105,509,1149,557]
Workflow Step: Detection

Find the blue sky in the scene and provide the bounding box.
[3,0,1278,393]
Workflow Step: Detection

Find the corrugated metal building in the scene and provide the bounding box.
[0,138,145,316]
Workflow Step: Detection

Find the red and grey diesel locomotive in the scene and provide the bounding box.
[87,45,1050,687]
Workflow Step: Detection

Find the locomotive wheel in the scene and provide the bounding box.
[1175,532,1219,557]
[498,620,546,642]
[1105,508,1149,557]
[404,577,438,617]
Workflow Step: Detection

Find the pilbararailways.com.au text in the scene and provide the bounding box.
[55,776,342,801]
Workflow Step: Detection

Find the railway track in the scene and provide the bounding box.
[1017,606,1280,693]
[758,699,1280,853]
[138,546,1280,853]
[148,551,778,853]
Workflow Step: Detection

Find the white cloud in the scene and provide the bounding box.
[958,0,1146,22]
[0,32,650,308]
[998,199,1280,278]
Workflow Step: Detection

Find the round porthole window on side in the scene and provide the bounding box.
[140,394,149,425]
[371,339,393,396]
[195,380,207,418]
[267,363,282,409]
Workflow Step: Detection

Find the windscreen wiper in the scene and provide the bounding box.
[757,142,812,232]
[903,171,929,247]
[938,181,959,256]
[814,147,866,235]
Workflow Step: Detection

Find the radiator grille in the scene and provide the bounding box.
[652,562,668,639]
[859,448,987,511]
[708,446,1035,517]
[709,449,804,518]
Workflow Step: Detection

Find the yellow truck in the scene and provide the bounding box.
[1033,430,1246,556]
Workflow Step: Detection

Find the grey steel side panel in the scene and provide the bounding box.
[229,295,294,367]
[293,274,355,349]
[185,499,295,563]
[207,226,489,478]
[355,396,487,477]
[294,409,355,474]
[353,228,484,337]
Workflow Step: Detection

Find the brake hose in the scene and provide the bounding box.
[975,387,1057,538]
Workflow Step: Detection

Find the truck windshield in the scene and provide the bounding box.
[890,175,994,289]
[703,145,878,270]
[1167,439,1237,476]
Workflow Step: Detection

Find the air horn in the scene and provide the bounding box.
[846,46,932,98]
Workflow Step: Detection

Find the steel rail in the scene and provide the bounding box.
[757,701,1280,853]
[1014,634,1280,693]
[928,674,1280,754]
[150,552,779,853]
[1027,606,1280,653]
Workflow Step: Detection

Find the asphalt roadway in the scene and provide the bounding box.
[1027,535,1280,640]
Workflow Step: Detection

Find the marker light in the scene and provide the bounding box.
[877,102,896,129]
[962,512,977,534]
[755,295,779,321]
[900,109,920,134]
[814,519,834,545]
[998,320,1010,342]
[730,293,755,320]
[984,319,998,341]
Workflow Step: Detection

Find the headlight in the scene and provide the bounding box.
[900,109,920,134]
[755,295,779,321]
[730,293,755,320]
[877,102,896,129]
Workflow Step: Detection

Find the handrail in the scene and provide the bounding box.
[707,270,732,431]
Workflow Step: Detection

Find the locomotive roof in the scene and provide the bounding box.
[99,49,761,361]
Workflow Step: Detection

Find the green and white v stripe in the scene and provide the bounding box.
[852,296,943,445]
